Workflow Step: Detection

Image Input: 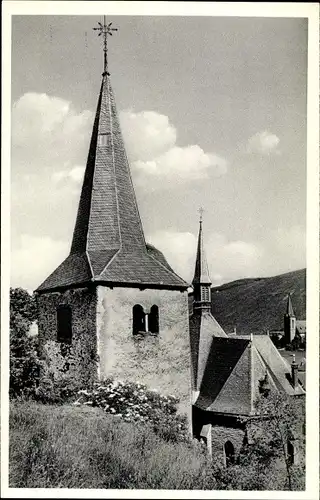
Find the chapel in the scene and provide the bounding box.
[189,219,305,464]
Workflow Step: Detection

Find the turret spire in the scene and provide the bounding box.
[192,210,211,309]
[286,293,295,317]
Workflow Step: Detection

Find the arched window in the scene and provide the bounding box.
[132,304,145,335]
[224,440,235,467]
[287,440,295,466]
[57,305,72,344]
[148,305,159,334]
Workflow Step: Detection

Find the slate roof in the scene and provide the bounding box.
[195,335,305,415]
[36,74,188,292]
[190,311,228,391]
[192,221,211,285]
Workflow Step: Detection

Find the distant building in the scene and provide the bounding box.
[269,294,306,347]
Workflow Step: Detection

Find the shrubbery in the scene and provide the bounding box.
[75,378,189,443]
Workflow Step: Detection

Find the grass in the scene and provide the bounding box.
[9,401,216,489]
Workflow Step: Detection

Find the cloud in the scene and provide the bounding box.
[12,92,93,173]
[52,165,85,185]
[133,145,227,182]
[247,130,280,155]
[120,109,227,184]
[119,110,177,162]
[147,229,262,284]
[11,234,69,291]
[148,226,305,287]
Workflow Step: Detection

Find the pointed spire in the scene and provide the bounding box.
[192,211,211,286]
[286,293,295,317]
[36,21,188,292]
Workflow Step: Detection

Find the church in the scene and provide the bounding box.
[35,19,305,461]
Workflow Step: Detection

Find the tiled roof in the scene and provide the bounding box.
[196,338,251,414]
[190,310,227,391]
[195,335,305,415]
[192,221,211,285]
[36,74,188,292]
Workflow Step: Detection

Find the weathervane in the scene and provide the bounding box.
[198,207,205,224]
[93,16,118,76]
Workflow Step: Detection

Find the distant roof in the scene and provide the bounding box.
[195,335,305,415]
[36,74,188,292]
[296,320,306,334]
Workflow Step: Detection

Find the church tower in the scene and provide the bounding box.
[35,19,191,415]
[284,293,296,344]
[189,212,227,403]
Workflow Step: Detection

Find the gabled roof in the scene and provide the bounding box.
[36,73,188,292]
[192,221,211,286]
[195,335,305,415]
[189,310,227,391]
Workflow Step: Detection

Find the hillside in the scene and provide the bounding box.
[189,269,306,335]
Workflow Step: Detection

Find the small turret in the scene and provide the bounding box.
[192,211,212,312]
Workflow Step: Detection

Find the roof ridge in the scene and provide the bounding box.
[107,76,122,253]
[147,250,189,286]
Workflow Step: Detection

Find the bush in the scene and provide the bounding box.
[75,379,190,443]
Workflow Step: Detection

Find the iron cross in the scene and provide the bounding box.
[198,206,205,223]
[93,16,118,75]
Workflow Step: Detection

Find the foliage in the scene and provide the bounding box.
[9,401,215,489]
[10,287,38,329]
[75,378,190,443]
[33,372,85,405]
[231,392,306,491]
[9,288,41,398]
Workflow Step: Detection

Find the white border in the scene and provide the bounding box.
[2,2,319,499]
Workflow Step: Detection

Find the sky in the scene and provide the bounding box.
[10,14,308,291]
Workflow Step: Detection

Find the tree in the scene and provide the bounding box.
[231,392,305,491]
[9,287,41,397]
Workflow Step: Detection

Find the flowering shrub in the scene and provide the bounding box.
[75,378,189,442]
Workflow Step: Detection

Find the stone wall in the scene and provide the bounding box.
[37,287,98,385]
[210,425,245,464]
[96,286,191,418]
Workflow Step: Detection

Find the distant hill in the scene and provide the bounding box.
[189,269,306,335]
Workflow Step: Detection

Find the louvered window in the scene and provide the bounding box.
[98,133,109,146]
[201,286,210,302]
